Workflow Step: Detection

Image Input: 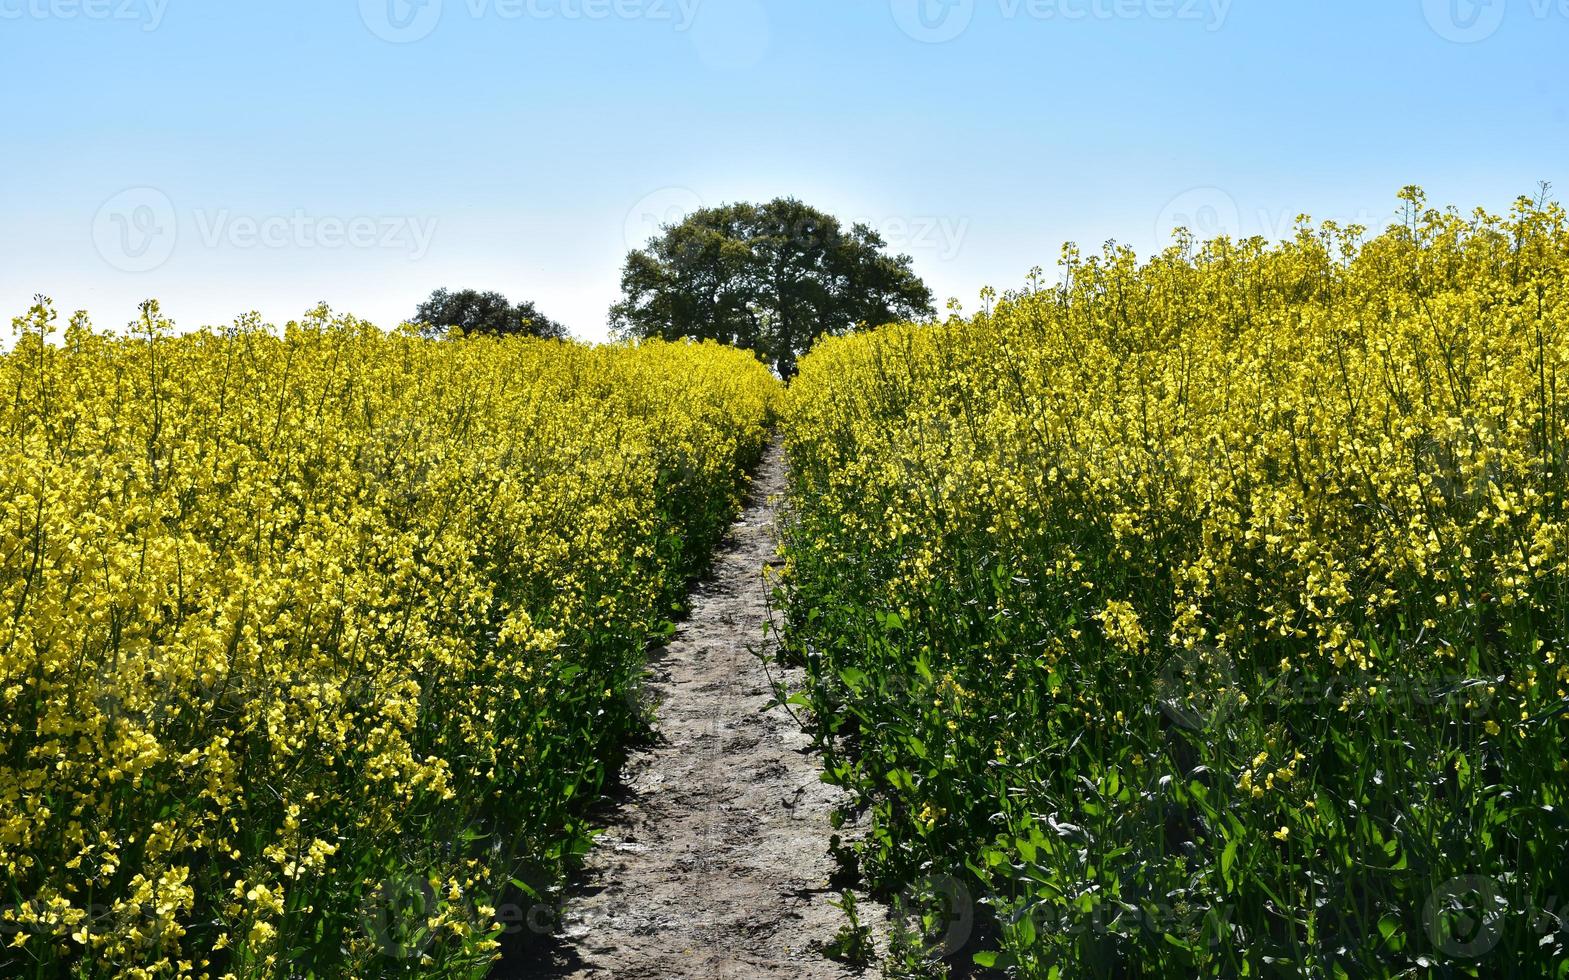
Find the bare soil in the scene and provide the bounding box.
[497,442,879,980]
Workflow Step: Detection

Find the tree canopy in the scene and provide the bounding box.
[415,288,568,340]
[609,198,934,377]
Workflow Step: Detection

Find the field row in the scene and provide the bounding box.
[778,191,1569,976]
[0,304,779,979]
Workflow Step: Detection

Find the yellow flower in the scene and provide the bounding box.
[247,921,276,947]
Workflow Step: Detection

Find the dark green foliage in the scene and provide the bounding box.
[610,198,934,378]
[415,288,569,340]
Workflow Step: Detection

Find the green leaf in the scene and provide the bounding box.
[1163,932,1197,952]
[1378,915,1398,943]
[1220,837,1239,891]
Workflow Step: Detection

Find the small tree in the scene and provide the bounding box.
[610,198,934,378]
[415,288,568,340]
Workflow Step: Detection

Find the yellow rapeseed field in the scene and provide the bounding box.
[781,189,1569,976]
[0,301,778,979]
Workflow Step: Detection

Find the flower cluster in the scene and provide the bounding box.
[0,303,778,979]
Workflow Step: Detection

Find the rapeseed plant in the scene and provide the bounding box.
[781,189,1569,977]
[0,303,778,979]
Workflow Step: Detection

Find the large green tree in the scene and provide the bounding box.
[609,198,934,377]
[415,288,569,340]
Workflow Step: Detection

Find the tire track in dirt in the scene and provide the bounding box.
[498,441,877,980]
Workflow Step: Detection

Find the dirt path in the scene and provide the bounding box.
[500,442,877,980]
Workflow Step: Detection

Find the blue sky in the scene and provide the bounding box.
[3,0,1566,341]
